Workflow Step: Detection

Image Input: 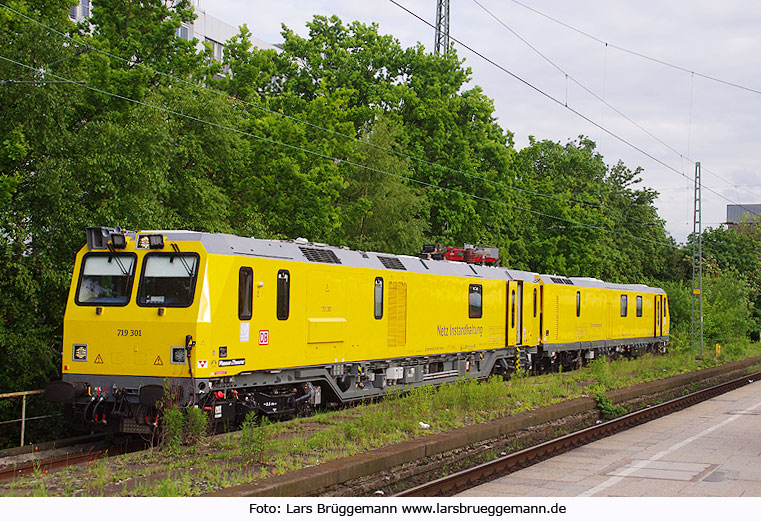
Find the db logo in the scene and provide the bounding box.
[259,330,269,345]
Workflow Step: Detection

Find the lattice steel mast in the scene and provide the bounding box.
[692,161,704,359]
[434,0,450,55]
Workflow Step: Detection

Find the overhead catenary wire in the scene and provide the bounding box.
[2,3,744,238]
[387,0,761,222]
[0,52,675,249]
[0,1,728,232]
[5,3,756,232]
[508,0,761,97]
[0,1,611,212]
[18,1,747,220]
[500,0,761,200]
[468,0,761,205]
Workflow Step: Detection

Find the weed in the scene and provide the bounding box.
[588,357,612,388]
[9,340,761,498]
[239,413,271,464]
[158,471,193,496]
[184,406,208,446]
[591,388,627,420]
[161,406,184,452]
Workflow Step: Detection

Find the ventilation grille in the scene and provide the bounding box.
[299,247,341,264]
[550,277,573,285]
[388,282,407,347]
[378,256,406,270]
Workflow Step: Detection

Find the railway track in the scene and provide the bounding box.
[396,369,761,497]
[0,435,147,481]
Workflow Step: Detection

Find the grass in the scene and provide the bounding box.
[3,338,760,497]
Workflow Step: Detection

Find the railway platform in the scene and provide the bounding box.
[459,378,761,497]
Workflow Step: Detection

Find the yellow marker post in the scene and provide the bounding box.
[716,343,721,357]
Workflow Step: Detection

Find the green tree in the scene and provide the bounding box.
[337,117,429,254]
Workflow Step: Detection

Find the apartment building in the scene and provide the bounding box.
[69,0,279,64]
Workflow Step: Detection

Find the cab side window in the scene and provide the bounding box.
[374,277,383,319]
[277,270,290,320]
[239,267,253,320]
[469,284,482,319]
[636,295,643,317]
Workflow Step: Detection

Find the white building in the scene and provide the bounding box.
[69,0,279,64]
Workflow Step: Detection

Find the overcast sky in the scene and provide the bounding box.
[198,0,761,244]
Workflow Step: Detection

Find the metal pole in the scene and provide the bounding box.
[434,0,450,55]
[692,161,703,359]
[21,394,27,447]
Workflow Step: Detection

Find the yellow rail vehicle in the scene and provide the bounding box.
[46,227,669,433]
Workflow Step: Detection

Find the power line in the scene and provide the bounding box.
[0,52,675,249]
[508,0,761,97]
[0,0,715,234]
[0,3,733,242]
[387,0,761,222]
[0,1,620,213]
[5,1,755,236]
[0,79,86,85]
[469,0,761,203]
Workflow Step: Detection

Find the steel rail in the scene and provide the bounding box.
[397,369,761,497]
[0,450,107,480]
[0,436,146,481]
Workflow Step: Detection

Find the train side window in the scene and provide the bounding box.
[620,295,628,317]
[511,290,515,327]
[374,277,383,319]
[469,284,482,319]
[277,269,290,320]
[238,267,253,320]
[576,291,581,317]
[533,288,537,318]
[664,298,668,317]
[636,295,643,317]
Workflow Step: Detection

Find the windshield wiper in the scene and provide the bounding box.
[107,244,129,275]
[170,243,194,277]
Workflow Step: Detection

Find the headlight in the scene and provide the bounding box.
[138,234,164,249]
[73,344,88,361]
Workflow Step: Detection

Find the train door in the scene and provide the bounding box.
[658,295,663,337]
[515,281,523,345]
[539,285,544,342]
[507,281,517,346]
[653,295,663,337]
[521,282,539,347]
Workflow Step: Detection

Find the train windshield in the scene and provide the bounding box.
[137,253,199,307]
[75,253,137,306]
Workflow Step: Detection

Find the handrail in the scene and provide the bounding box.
[0,389,48,447]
